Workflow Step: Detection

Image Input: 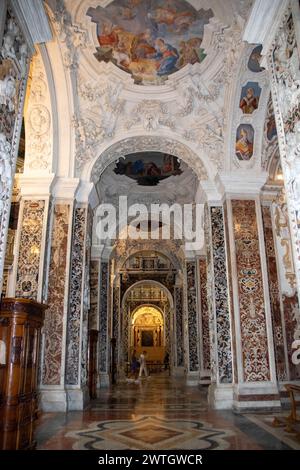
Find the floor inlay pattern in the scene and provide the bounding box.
[246,413,300,450]
[66,416,235,450]
[35,376,295,450]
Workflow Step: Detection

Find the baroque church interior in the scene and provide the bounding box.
[1,0,300,453]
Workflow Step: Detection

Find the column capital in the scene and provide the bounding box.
[19,173,55,198]
[200,180,223,205]
[52,177,80,200]
[76,180,99,208]
[218,171,268,197]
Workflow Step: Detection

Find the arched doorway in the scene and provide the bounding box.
[120,279,175,377]
[130,305,164,362]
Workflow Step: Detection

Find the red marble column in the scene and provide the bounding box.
[227,199,280,410]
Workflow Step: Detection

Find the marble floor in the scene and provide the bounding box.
[36,375,300,450]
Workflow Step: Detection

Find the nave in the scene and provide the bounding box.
[35,375,300,450]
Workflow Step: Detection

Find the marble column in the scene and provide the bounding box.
[269,190,300,382]
[112,278,121,378]
[185,259,200,384]
[262,202,289,382]
[198,256,211,384]
[39,179,78,412]
[174,283,184,375]
[225,197,280,410]
[0,6,31,291]
[10,177,54,301]
[206,205,234,409]
[99,260,110,386]
[90,248,101,387]
[65,202,91,410]
[266,7,300,350]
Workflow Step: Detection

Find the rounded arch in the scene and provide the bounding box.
[131,303,165,323]
[115,246,182,273]
[106,239,185,272]
[121,281,174,369]
[81,133,215,183]
[121,279,174,311]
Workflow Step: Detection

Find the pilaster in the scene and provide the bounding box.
[225,192,280,410]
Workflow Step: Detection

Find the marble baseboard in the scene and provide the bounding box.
[186,371,200,386]
[208,383,234,410]
[66,385,89,411]
[40,389,68,412]
[233,383,281,411]
[171,366,185,377]
[199,370,211,385]
[99,373,110,388]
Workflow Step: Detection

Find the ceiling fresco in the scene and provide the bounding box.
[114,152,182,186]
[87,0,213,85]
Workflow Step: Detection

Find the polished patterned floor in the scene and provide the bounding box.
[36,374,300,450]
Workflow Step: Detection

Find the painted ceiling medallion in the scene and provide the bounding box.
[114,152,182,186]
[87,0,213,85]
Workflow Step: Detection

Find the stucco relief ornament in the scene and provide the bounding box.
[27,105,51,170]
[125,100,174,131]
[76,81,124,168]
[52,0,88,69]
[183,118,224,169]
[1,18,20,61]
[0,133,12,217]
[0,75,16,112]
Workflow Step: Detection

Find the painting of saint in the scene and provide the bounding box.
[141,330,154,347]
[87,0,213,85]
[239,82,261,114]
[235,125,254,161]
[266,114,277,141]
[248,45,264,73]
[114,152,182,185]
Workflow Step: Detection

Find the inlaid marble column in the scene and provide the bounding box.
[40,195,73,411]
[65,202,91,410]
[262,203,288,382]
[0,7,31,291]
[206,205,234,409]
[185,259,200,384]
[89,252,101,388]
[174,282,184,374]
[39,179,85,411]
[89,258,100,331]
[112,277,121,378]
[269,191,300,381]
[225,197,280,410]
[265,7,300,349]
[99,259,110,387]
[10,177,54,301]
[198,256,211,384]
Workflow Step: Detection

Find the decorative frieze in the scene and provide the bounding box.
[42,204,70,385]
[15,200,45,299]
[232,200,270,382]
